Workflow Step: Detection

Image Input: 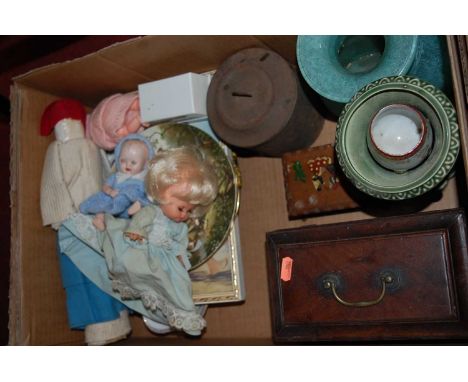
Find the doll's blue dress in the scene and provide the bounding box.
[58,208,205,336]
[57,239,127,330]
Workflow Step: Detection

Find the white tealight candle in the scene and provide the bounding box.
[371,113,422,156]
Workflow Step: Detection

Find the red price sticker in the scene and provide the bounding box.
[280,257,293,282]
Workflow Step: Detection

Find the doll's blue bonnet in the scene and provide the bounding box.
[114,134,155,171]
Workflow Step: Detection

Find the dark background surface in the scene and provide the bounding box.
[0,36,135,345]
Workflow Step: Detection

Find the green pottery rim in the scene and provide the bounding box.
[335,75,459,200]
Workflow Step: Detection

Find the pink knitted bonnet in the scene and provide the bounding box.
[86,91,144,150]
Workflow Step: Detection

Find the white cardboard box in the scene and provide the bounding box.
[138,72,212,124]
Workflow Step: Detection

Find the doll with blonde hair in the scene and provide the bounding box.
[127,146,218,234]
[100,146,218,335]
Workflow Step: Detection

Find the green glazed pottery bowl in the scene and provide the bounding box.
[335,76,459,200]
[142,123,240,269]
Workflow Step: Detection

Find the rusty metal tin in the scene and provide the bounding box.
[207,47,324,157]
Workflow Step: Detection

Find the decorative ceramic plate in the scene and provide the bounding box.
[142,123,240,269]
[335,76,459,200]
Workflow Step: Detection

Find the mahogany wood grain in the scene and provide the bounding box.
[266,209,468,342]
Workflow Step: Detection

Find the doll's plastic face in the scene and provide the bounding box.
[54,119,85,142]
[119,141,148,175]
[159,183,195,223]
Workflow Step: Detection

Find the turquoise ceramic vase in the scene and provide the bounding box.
[297,36,451,113]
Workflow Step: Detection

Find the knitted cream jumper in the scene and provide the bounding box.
[40,124,102,229]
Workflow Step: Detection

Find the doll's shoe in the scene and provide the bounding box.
[85,310,132,345]
[142,305,208,336]
[197,304,208,317]
[142,316,173,335]
[128,201,142,216]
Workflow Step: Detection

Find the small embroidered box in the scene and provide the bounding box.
[282,144,359,218]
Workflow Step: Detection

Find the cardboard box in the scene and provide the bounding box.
[9,36,464,345]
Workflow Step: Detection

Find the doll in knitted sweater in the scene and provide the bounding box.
[40,98,131,346]
[40,99,102,229]
[79,134,155,231]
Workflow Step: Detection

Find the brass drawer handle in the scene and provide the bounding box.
[323,275,394,308]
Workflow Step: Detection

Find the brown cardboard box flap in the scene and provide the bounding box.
[13,36,297,107]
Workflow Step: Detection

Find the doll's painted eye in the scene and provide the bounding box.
[131,160,137,165]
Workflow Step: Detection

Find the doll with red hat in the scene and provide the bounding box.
[40,98,131,345]
[40,98,102,228]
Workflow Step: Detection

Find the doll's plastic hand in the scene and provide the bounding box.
[92,214,106,231]
[116,98,144,136]
[116,117,142,137]
[124,231,145,243]
[102,184,114,195]
[128,201,141,216]
[103,185,119,198]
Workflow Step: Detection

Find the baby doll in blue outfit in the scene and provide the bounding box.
[80,134,155,230]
